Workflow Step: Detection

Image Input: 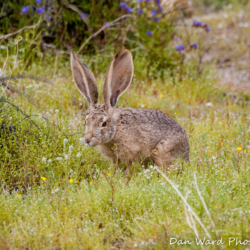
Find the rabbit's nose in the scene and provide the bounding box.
[85,138,90,144]
[84,134,92,144]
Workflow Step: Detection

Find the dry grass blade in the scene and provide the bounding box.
[188,208,205,250]
[194,172,219,237]
[183,192,205,250]
[155,166,212,239]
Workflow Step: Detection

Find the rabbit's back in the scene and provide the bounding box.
[98,108,189,164]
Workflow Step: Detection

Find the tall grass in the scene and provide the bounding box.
[1,3,250,248]
[0,47,250,248]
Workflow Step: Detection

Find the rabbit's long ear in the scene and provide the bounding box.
[70,50,98,110]
[103,50,133,111]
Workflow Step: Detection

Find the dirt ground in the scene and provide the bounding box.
[194,6,250,94]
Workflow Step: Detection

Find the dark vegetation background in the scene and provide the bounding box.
[1,0,247,80]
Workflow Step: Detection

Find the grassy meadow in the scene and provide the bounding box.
[1,3,250,250]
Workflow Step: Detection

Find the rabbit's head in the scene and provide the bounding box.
[70,49,134,147]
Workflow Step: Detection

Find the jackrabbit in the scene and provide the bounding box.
[70,49,189,172]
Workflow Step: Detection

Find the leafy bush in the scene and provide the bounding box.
[0,0,208,80]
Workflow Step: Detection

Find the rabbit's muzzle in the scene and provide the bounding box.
[84,132,99,147]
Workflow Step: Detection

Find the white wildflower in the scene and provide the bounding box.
[76,152,82,158]
[79,138,85,143]
[42,157,46,163]
[205,102,213,107]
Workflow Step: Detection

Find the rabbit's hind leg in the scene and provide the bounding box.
[151,140,175,168]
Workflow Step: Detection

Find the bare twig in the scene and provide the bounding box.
[0,23,40,40]
[61,0,93,33]
[38,115,68,138]
[1,80,49,109]
[0,75,54,85]
[77,14,132,54]
[197,46,211,75]
[0,100,41,130]
[14,114,66,138]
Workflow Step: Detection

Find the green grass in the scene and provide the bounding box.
[0,58,250,249]
[1,7,250,248]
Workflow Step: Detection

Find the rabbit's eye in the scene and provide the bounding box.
[102,121,107,127]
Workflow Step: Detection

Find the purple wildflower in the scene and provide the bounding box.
[145,0,151,2]
[146,30,152,36]
[47,16,51,21]
[80,13,89,18]
[202,23,210,31]
[120,2,127,7]
[151,9,157,16]
[158,6,163,11]
[36,6,46,14]
[155,0,161,5]
[137,9,143,14]
[153,17,160,22]
[193,20,202,27]
[106,22,110,26]
[191,43,198,49]
[36,0,42,4]
[175,44,185,51]
[120,2,132,13]
[126,7,133,13]
[137,0,143,2]
[21,6,30,15]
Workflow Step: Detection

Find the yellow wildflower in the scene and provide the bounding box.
[41,176,47,181]
[214,205,217,208]
[108,173,111,176]
[221,142,223,146]
[90,181,92,184]
[65,207,67,210]
[22,167,25,170]
[244,150,246,154]
[159,94,163,98]
[227,145,229,147]
[69,179,73,183]
[16,194,21,197]
[237,147,241,151]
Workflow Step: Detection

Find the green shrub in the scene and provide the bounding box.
[0,0,204,80]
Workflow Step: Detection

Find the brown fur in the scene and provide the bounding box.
[70,50,189,172]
